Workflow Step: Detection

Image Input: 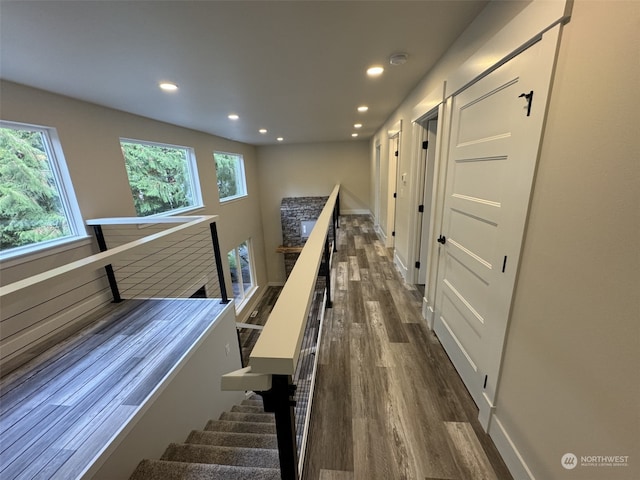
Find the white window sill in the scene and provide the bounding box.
[233,285,258,313]
[219,194,248,205]
[0,235,93,269]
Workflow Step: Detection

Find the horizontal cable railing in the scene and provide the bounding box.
[222,184,340,480]
[0,215,224,302]
[86,216,226,302]
[1,213,230,389]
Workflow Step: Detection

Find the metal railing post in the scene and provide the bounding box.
[259,375,299,480]
[324,235,333,308]
[209,222,230,304]
[92,225,122,303]
[332,206,337,253]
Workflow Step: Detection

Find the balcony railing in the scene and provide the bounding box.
[222,184,340,480]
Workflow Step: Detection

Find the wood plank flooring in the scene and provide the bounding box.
[0,298,227,480]
[302,215,513,480]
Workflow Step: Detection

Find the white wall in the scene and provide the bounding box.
[0,81,268,364]
[257,141,370,283]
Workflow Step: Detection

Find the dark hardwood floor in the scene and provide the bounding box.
[301,215,513,480]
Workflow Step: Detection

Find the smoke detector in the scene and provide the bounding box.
[389,53,409,66]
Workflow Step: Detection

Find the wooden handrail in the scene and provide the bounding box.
[249,184,340,375]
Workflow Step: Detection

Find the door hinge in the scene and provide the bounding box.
[395,150,399,157]
[502,256,507,273]
[418,204,424,213]
[484,375,488,389]
[393,192,397,198]
[422,140,429,150]
[415,261,421,269]
[392,231,396,237]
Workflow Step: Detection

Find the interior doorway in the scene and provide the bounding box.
[415,118,438,291]
[374,144,381,230]
[386,133,400,248]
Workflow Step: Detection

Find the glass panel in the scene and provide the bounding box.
[239,241,252,294]
[0,126,72,252]
[227,249,241,299]
[214,152,247,201]
[121,140,196,216]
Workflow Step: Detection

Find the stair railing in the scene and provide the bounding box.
[222,184,340,480]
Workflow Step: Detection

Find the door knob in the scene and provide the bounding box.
[437,235,446,245]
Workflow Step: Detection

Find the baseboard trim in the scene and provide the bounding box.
[422,299,434,329]
[394,252,408,281]
[376,226,387,244]
[341,209,370,215]
[479,392,495,431]
[489,413,536,480]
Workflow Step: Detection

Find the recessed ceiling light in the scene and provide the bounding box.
[357,105,369,113]
[228,114,239,120]
[259,128,268,134]
[277,137,284,142]
[366,66,384,77]
[159,82,178,91]
[354,123,363,129]
[352,133,359,137]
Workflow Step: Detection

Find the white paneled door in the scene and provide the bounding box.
[433,27,560,421]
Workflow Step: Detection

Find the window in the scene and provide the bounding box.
[214,152,247,202]
[227,239,255,307]
[120,139,202,216]
[0,121,84,257]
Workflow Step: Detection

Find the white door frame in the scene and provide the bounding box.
[385,121,402,248]
[374,143,381,229]
[410,113,440,283]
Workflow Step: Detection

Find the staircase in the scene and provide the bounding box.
[129,394,282,480]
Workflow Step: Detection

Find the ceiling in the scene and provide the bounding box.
[0,1,488,146]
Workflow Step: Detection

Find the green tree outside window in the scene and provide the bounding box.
[120,140,200,216]
[0,126,72,251]
[214,152,246,201]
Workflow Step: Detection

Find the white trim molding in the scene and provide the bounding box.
[393,251,408,282]
[489,414,536,480]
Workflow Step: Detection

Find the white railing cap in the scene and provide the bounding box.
[249,185,339,376]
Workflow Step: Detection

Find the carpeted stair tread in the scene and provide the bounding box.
[205,419,276,434]
[231,404,267,414]
[161,443,279,469]
[129,459,280,480]
[219,411,275,423]
[186,430,278,449]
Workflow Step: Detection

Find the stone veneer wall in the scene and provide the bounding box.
[280,196,330,279]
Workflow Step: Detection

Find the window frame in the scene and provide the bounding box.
[227,238,256,310]
[0,120,87,261]
[213,151,248,203]
[120,137,204,217]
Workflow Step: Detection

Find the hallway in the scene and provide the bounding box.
[302,215,512,480]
